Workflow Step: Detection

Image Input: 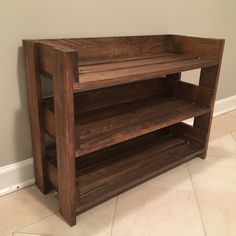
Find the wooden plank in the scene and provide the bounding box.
[79,54,195,74]
[46,128,171,179]
[74,58,218,91]
[195,84,214,107]
[79,58,218,82]
[74,78,165,113]
[45,130,203,215]
[194,39,225,159]
[75,96,209,157]
[170,35,225,60]
[174,81,196,103]
[36,35,170,74]
[47,35,171,62]
[76,134,203,212]
[78,53,171,66]
[22,40,50,194]
[38,43,54,77]
[171,123,207,147]
[43,95,210,157]
[166,80,214,107]
[38,42,79,82]
[52,48,77,226]
[43,77,166,118]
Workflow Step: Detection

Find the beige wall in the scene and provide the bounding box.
[0,0,236,166]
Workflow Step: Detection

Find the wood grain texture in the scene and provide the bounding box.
[43,35,171,62]
[22,41,50,194]
[74,78,166,113]
[166,80,214,107]
[23,35,225,226]
[35,36,221,92]
[74,57,218,91]
[77,137,203,213]
[43,93,210,157]
[170,35,224,60]
[52,48,77,226]
[194,40,225,159]
[171,123,207,147]
[38,42,79,82]
[78,53,194,73]
[75,96,209,157]
[46,127,204,213]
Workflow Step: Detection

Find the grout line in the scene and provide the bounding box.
[210,130,236,142]
[110,196,118,236]
[225,110,236,119]
[9,212,57,236]
[13,232,50,236]
[231,132,236,143]
[187,161,207,236]
[206,155,236,160]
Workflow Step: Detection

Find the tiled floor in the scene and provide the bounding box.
[1,110,236,236]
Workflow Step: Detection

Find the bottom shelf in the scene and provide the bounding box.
[47,124,205,214]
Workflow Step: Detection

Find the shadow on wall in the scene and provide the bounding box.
[14,46,32,164]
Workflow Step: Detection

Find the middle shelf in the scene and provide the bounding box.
[43,78,213,158]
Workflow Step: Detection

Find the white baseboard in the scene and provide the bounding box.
[0,95,236,197]
[0,159,35,196]
[213,95,236,117]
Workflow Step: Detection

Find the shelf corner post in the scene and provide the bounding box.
[52,47,78,226]
[22,40,50,194]
[194,40,225,159]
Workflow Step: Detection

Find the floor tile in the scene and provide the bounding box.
[207,134,236,158]
[111,185,204,236]
[188,157,236,193]
[194,190,236,236]
[189,156,236,236]
[17,198,116,236]
[0,185,58,236]
[142,163,193,190]
[226,110,236,118]
[210,115,236,140]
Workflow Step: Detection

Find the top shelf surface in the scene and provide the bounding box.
[74,53,218,91]
[33,35,224,92]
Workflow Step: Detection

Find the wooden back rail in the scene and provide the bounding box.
[23,35,224,226]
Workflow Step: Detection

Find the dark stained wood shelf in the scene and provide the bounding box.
[76,95,209,157]
[46,125,205,213]
[23,35,225,226]
[75,53,218,91]
[43,78,214,157]
[76,133,204,213]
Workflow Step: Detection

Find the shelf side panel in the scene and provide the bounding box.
[170,35,225,60]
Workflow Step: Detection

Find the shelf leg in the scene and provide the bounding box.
[23,41,50,194]
[194,112,212,159]
[194,64,224,159]
[52,48,78,226]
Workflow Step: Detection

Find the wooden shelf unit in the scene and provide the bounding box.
[23,35,224,226]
